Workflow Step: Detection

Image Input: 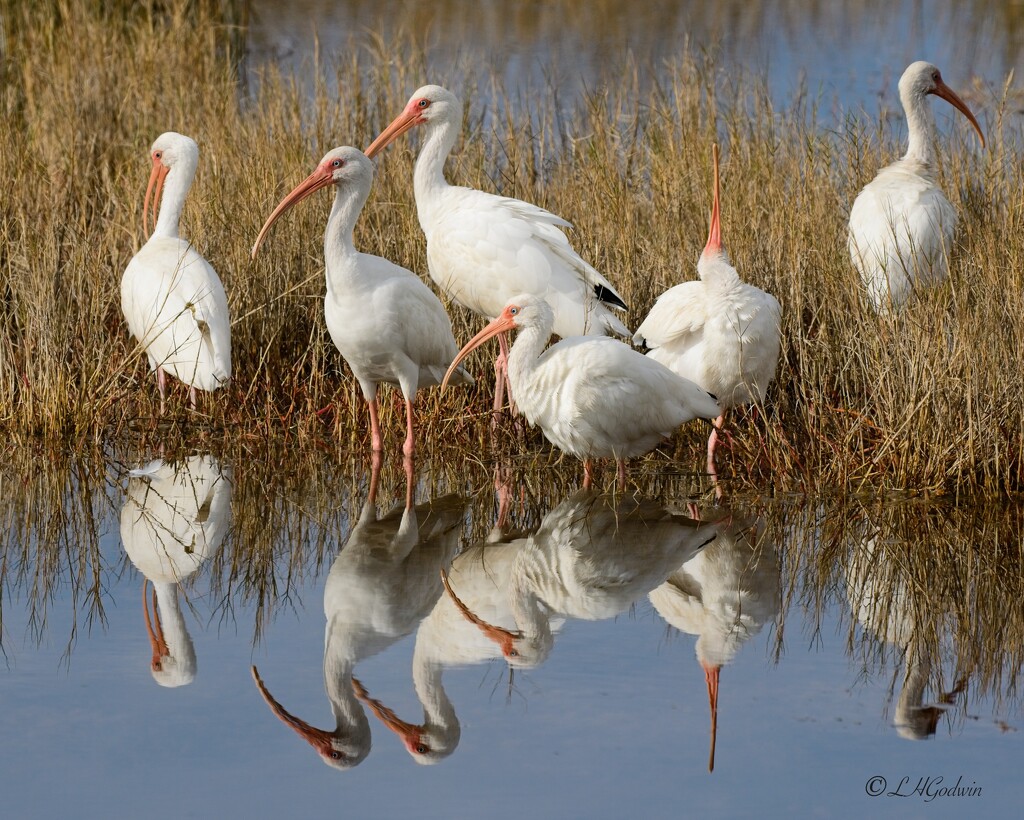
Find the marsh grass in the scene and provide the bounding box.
[2,2,1024,492]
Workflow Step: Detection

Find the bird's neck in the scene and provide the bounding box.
[411,641,459,739]
[506,322,554,404]
[323,184,367,295]
[152,581,196,668]
[902,90,938,167]
[413,118,458,225]
[323,622,370,730]
[508,559,552,640]
[153,158,197,239]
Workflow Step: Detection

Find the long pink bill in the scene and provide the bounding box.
[142,159,169,238]
[251,166,334,259]
[250,665,341,760]
[703,143,722,257]
[440,313,516,391]
[440,569,523,658]
[704,661,720,773]
[932,80,986,148]
[364,108,422,159]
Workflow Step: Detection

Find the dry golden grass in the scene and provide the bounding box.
[2,2,1024,493]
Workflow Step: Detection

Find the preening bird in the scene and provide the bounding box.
[848,61,985,312]
[252,146,471,455]
[121,132,231,412]
[120,455,232,687]
[633,145,781,481]
[365,85,629,414]
[443,294,719,487]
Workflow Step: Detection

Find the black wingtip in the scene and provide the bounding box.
[594,283,628,311]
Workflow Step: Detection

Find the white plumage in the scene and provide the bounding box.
[251,458,466,769]
[634,145,781,480]
[366,85,629,411]
[121,132,231,411]
[848,61,985,312]
[444,294,719,486]
[649,507,780,771]
[120,455,232,687]
[252,146,471,455]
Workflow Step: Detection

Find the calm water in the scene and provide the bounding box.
[3,3,1024,817]
[0,446,1019,819]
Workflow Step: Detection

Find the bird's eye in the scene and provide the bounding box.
[330,751,343,760]
[509,307,519,316]
[508,649,519,657]
[332,159,343,168]
[417,99,430,109]
[154,151,162,159]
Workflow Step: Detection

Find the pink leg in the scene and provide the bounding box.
[707,413,726,499]
[402,399,416,457]
[583,459,594,490]
[189,386,198,411]
[367,398,384,452]
[403,452,415,510]
[368,449,382,506]
[156,366,168,415]
[494,462,512,531]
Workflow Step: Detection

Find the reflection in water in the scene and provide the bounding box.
[120,455,232,687]
[846,532,966,740]
[253,457,467,769]
[446,489,717,669]
[649,507,780,771]
[363,521,537,764]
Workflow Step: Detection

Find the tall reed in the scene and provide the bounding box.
[1,2,1022,493]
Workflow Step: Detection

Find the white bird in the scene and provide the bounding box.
[252,146,471,455]
[251,455,466,769]
[450,489,717,668]
[649,507,780,771]
[442,294,720,487]
[120,455,232,687]
[848,61,985,312]
[845,532,965,740]
[633,145,781,482]
[365,85,630,414]
[356,526,535,765]
[121,132,231,412]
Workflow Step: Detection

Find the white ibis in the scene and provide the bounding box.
[442,294,720,487]
[121,132,231,413]
[633,145,781,482]
[252,454,466,768]
[649,506,780,771]
[120,455,232,686]
[252,146,471,455]
[443,489,715,668]
[352,523,535,764]
[365,85,630,414]
[845,533,965,740]
[848,61,985,312]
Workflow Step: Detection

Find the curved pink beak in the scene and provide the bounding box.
[931,80,985,148]
[441,309,518,390]
[702,144,722,257]
[703,660,720,773]
[365,104,424,159]
[250,665,342,761]
[352,678,429,756]
[251,165,335,259]
[143,157,170,238]
[142,580,170,672]
[440,569,524,659]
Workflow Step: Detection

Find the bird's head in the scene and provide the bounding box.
[900,61,985,147]
[353,678,461,765]
[143,132,198,236]
[365,84,461,159]
[440,295,553,390]
[251,146,373,259]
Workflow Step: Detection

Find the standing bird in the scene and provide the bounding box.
[252,147,471,455]
[442,295,720,487]
[365,85,629,414]
[848,61,985,312]
[633,145,781,482]
[121,132,231,412]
